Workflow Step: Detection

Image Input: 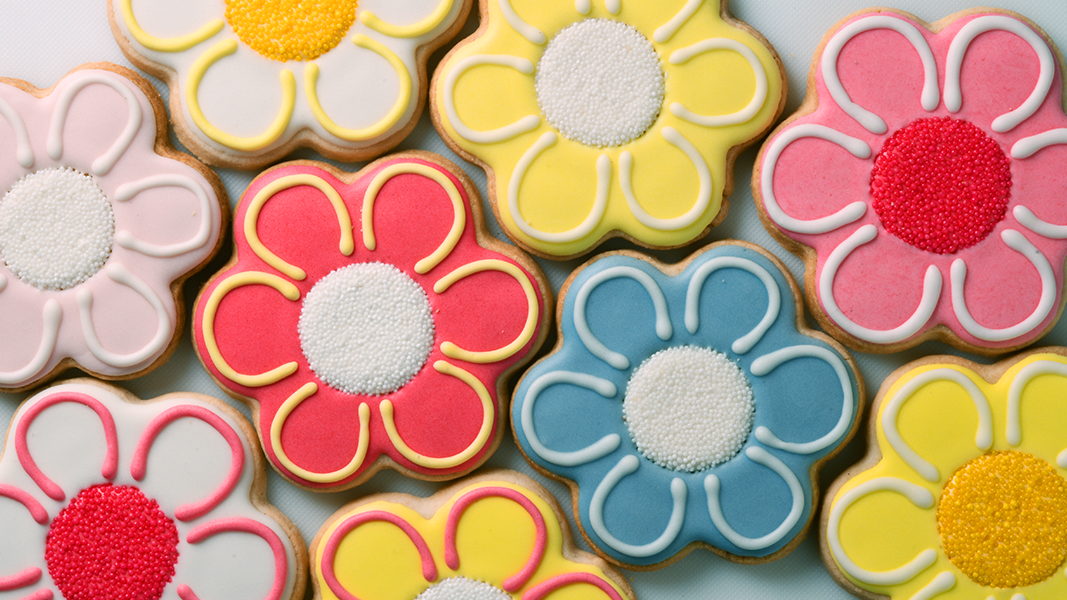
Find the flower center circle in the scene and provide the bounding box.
[299,262,434,395]
[869,117,1011,254]
[0,167,114,291]
[623,346,754,472]
[45,484,180,600]
[937,450,1067,588]
[535,18,664,147]
[415,577,511,600]
[225,0,358,61]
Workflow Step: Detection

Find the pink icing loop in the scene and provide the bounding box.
[521,572,624,600]
[20,589,54,600]
[179,517,289,600]
[322,510,437,600]
[0,567,41,592]
[445,486,547,592]
[130,405,245,522]
[0,484,48,524]
[15,392,118,501]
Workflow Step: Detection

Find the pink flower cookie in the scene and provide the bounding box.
[0,64,225,391]
[0,379,306,600]
[193,152,550,491]
[754,9,1067,354]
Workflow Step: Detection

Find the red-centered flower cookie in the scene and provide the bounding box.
[193,152,550,491]
[0,64,225,392]
[0,379,306,600]
[754,9,1067,354]
[309,471,633,600]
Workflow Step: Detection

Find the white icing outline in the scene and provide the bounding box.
[620,127,711,231]
[520,371,621,467]
[0,275,5,292]
[575,0,591,15]
[1011,131,1067,238]
[820,224,942,344]
[1006,359,1067,467]
[590,455,686,558]
[574,265,672,370]
[945,15,1054,133]
[497,0,545,44]
[750,345,853,455]
[654,0,702,43]
[827,476,937,585]
[704,447,803,550]
[0,299,61,386]
[760,124,870,234]
[669,38,768,128]
[1011,128,1067,159]
[883,368,992,483]
[48,73,142,176]
[821,15,939,134]
[951,230,1056,343]
[444,55,540,144]
[77,263,170,368]
[912,572,957,600]
[1015,204,1067,240]
[684,256,780,354]
[0,95,33,168]
[605,0,620,15]
[114,174,215,257]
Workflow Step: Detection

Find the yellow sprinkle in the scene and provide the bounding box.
[225,0,358,62]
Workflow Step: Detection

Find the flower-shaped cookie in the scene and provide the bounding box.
[432,0,783,258]
[755,9,1067,354]
[824,350,1067,600]
[512,241,862,568]
[109,0,471,168]
[0,379,305,600]
[310,472,632,600]
[194,154,549,491]
[0,65,224,392]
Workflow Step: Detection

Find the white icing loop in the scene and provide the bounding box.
[669,38,768,127]
[498,0,545,44]
[1011,128,1067,159]
[1007,360,1067,467]
[751,345,853,455]
[620,127,711,231]
[520,371,620,466]
[0,95,33,168]
[575,0,591,15]
[827,477,937,585]
[115,175,215,257]
[912,572,957,600]
[605,0,620,15]
[685,256,780,354]
[945,15,1054,133]
[821,15,939,134]
[48,72,142,176]
[444,55,540,144]
[0,299,61,386]
[1015,205,1067,240]
[951,230,1056,343]
[820,224,941,344]
[590,455,686,558]
[704,447,803,550]
[654,0,702,43]
[574,265,672,370]
[77,263,170,368]
[883,368,992,483]
[760,124,869,234]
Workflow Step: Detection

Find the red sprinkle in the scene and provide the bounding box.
[869,117,1011,254]
[45,484,179,600]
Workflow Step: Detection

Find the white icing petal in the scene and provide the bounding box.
[77,263,171,368]
[704,447,803,550]
[669,38,768,128]
[497,0,545,44]
[48,72,142,176]
[620,127,711,231]
[573,265,672,370]
[575,0,590,15]
[0,300,61,386]
[0,95,34,168]
[115,175,216,257]
[605,0,619,15]
[443,55,540,144]
[684,256,780,355]
[1014,204,1067,240]
[653,0,702,43]
[1006,359,1067,467]
[1010,128,1067,159]
[910,572,956,600]
[520,371,620,467]
[590,455,686,557]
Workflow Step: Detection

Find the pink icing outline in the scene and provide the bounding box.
[15,391,118,501]
[178,517,288,600]
[521,572,624,600]
[444,486,546,592]
[0,568,41,593]
[321,510,437,600]
[20,590,53,600]
[131,405,245,521]
[0,484,48,524]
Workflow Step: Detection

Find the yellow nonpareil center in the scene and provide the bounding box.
[937,451,1067,588]
[225,0,358,61]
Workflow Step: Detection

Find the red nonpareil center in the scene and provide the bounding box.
[869,117,1011,254]
[45,484,180,600]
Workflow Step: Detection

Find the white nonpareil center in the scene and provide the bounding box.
[414,577,511,600]
[299,262,434,396]
[0,167,114,291]
[624,346,754,472]
[535,18,664,147]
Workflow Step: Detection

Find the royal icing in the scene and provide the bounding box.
[511,242,861,567]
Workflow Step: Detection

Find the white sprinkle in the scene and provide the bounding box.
[624,346,754,472]
[0,167,114,291]
[298,262,434,396]
[535,18,665,147]
[415,578,511,600]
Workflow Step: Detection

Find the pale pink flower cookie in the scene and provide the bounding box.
[754,9,1067,354]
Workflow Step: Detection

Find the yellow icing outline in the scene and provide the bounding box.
[380,361,493,468]
[363,163,466,274]
[433,259,538,364]
[270,382,372,483]
[120,0,223,52]
[358,0,453,38]
[187,39,296,151]
[245,173,354,281]
[202,271,300,388]
[305,35,411,141]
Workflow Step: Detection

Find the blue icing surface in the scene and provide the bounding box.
[512,243,862,567]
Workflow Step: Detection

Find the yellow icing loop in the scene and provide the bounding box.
[120,0,223,52]
[187,39,296,151]
[380,361,493,468]
[271,382,372,483]
[202,271,301,388]
[433,259,538,363]
[358,0,453,38]
[245,174,355,281]
[362,163,466,274]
